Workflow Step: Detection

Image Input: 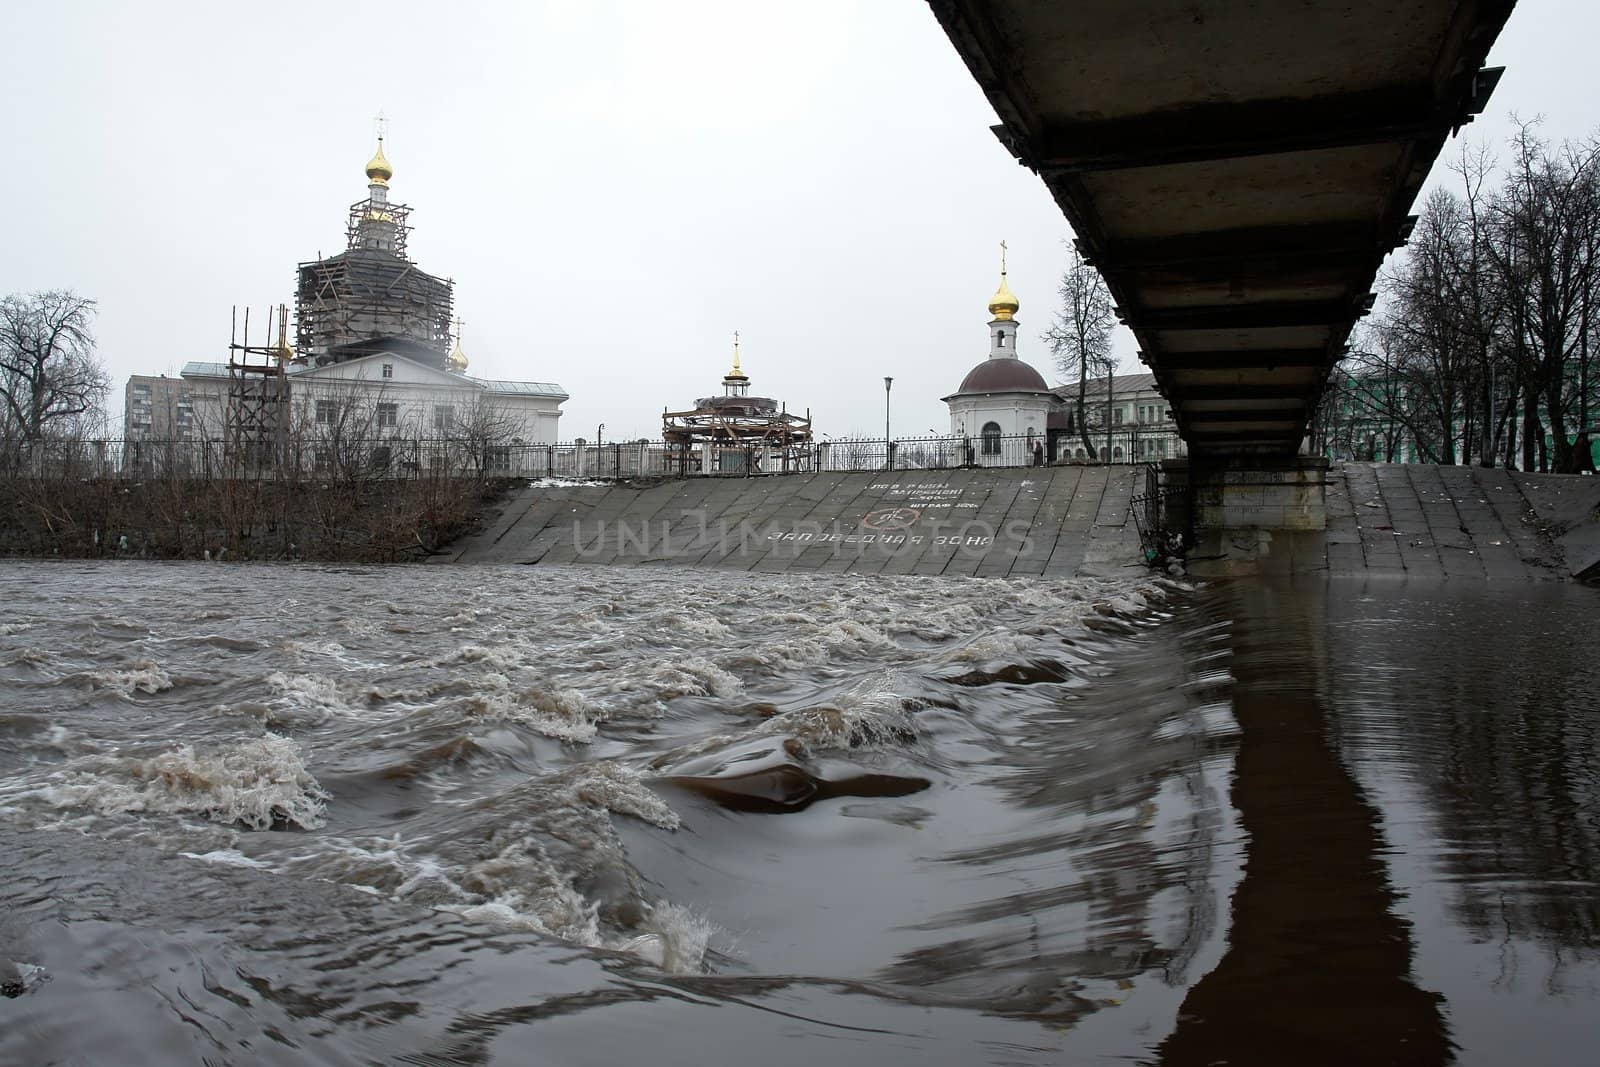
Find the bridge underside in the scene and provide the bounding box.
[930,0,1514,459]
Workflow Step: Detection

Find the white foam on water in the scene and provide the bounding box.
[443,893,716,975]
[456,673,601,742]
[84,659,173,696]
[2,647,54,667]
[24,733,329,830]
[659,612,731,640]
[942,631,1036,664]
[618,902,717,973]
[180,848,270,869]
[766,694,918,755]
[732,617,900,674]
[280,638,347,659]
[648,656,743,700]
[259,671,353,728]
[441,644,525,671]
[565,761,682,829]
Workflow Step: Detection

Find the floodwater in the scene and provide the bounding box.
[0,562,1596,1066]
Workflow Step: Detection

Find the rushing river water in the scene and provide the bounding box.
[0,561,1596,1065]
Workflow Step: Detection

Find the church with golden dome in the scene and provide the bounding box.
[172,130,567,446]
[292,132,458,368]
[662,333,813,474]
[941,245,1059,464]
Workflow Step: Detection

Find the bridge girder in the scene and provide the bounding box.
[929,0,1517,458]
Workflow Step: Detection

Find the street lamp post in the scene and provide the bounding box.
[884,376,893,470]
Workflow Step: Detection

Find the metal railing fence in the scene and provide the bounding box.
[0,431,1175,482]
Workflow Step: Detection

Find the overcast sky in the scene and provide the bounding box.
[3,1,1596,441]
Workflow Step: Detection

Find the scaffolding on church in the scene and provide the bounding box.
[293,195,454,365]
[661,403,814,475]
[225,305,291,472]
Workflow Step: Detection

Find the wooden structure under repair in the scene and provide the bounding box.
[662,334,813,474]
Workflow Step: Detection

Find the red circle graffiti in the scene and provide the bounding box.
[862,506,920,531]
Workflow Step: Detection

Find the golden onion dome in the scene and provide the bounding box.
[365,137,393,186]
[987,271,1019,321]
[447,335,468,373]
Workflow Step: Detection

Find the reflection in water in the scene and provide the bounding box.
[1328,585,1600,972]
[873,614,1239,1020]
[1160,583,1451,1066]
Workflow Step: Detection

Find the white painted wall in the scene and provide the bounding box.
[181,350,564,444]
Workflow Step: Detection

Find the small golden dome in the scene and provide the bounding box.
[987,271,1019,321]
[365,137,393,186]
[447,338,467,372]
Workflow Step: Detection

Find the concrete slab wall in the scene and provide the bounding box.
[1189,462,1600,581]
[440,468,1147,578]
[1165,457,1329,531]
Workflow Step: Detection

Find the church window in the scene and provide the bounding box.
[998,332,1006,347]
[382,363,394,379]
[315,399,337,425]
[981,421,1002,456]
[376,402,398,428]
[1113,447,1124,460]
[434,404,454,431]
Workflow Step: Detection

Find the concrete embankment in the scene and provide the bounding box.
[443,461,1600,583]
[1193,462,1600,581]
[440,467,1147,578]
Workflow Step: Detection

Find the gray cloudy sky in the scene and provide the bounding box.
[2,1,1596,441]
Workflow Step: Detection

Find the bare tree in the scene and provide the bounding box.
[1368,187,1479,463]
[1319,124,1600,473]
[0,291,110,454]
[441,397,523,479]
[1449,143,1515,467]
[1490,120,1600,473]
[1342,327,1431,461]
[1043,245,1117,460]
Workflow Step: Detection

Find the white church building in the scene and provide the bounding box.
[942,255,1057,465]
[163,132,566,449]
[177,348,565,446]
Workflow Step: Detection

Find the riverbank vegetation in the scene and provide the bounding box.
[1318,122,1600,473]
[0,455,519,561]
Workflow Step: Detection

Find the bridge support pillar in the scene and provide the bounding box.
[1164,457,1328,533]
